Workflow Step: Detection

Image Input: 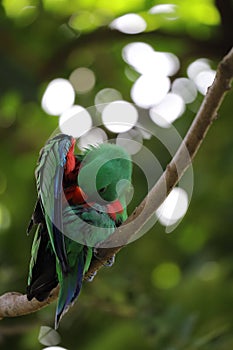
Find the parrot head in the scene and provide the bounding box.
[78,143,132,205]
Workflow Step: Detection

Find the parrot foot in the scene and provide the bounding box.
[104,255,115,267]
[93,249,115,267]
[86,271,97,282]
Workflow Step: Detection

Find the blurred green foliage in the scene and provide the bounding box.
[0,0,233,349]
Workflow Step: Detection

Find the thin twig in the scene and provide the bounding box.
[0,47,232,319]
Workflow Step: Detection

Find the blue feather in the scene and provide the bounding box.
[55,252,85,329]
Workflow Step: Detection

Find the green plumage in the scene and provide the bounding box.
[27,134,132,328]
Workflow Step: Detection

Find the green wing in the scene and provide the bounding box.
[62,204,116,247]
[36,134,74,273]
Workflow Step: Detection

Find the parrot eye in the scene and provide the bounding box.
[99,186,107,194]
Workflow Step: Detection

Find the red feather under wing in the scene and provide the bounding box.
[65,138,76,174]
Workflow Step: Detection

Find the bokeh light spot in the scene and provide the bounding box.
[194,70,216,95]
[42,347,67,350]
[156,187,188,226]
[110,13,147,34]
[43,0,67,12]
[95,88,123,113]
[3,0,31,17]
[187,59,211,80]
[131,75,170,108]
[149,4,178,20]
[78,127,108,150]
[186,3,220,26]
[177,226,207,253]
[102,101,138,133]
[124,66,140,82]
[116,129,143,155]
[69,67,96,94]
[172,78,197,104]
[150,93,185,128]
[122,42,154,69]
[123,43,179,76]
[0,203,11,231]
[152,262,181,289]
[136,123,152,140]
[162,52,180,76]
[18,6,38,26]
[0,172,7,195]
[198,261,220,281]
[0,91,20,128]
[69,11,97,32]
[38,326,61,347]
[59,105,92,138]
[42,78,75,116]
[137,51,179,76]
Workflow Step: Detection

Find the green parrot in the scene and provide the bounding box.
[27,133,132,328]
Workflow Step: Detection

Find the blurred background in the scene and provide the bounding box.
[0,1,233,349]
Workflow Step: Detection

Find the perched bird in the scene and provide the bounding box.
[27,134,132,328]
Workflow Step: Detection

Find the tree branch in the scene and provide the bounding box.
[0,47,233,320]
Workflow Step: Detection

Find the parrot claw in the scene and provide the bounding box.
[93,249,116,267]
[104,255,115,267]
[86,271,97,282]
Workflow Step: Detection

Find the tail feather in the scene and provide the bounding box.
[27,273,58,302]
[55,255,84,329]
[27,225,58,302]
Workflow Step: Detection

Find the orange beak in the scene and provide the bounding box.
[106,200,124,221]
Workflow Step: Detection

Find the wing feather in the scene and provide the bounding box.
[35,134,75,273]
